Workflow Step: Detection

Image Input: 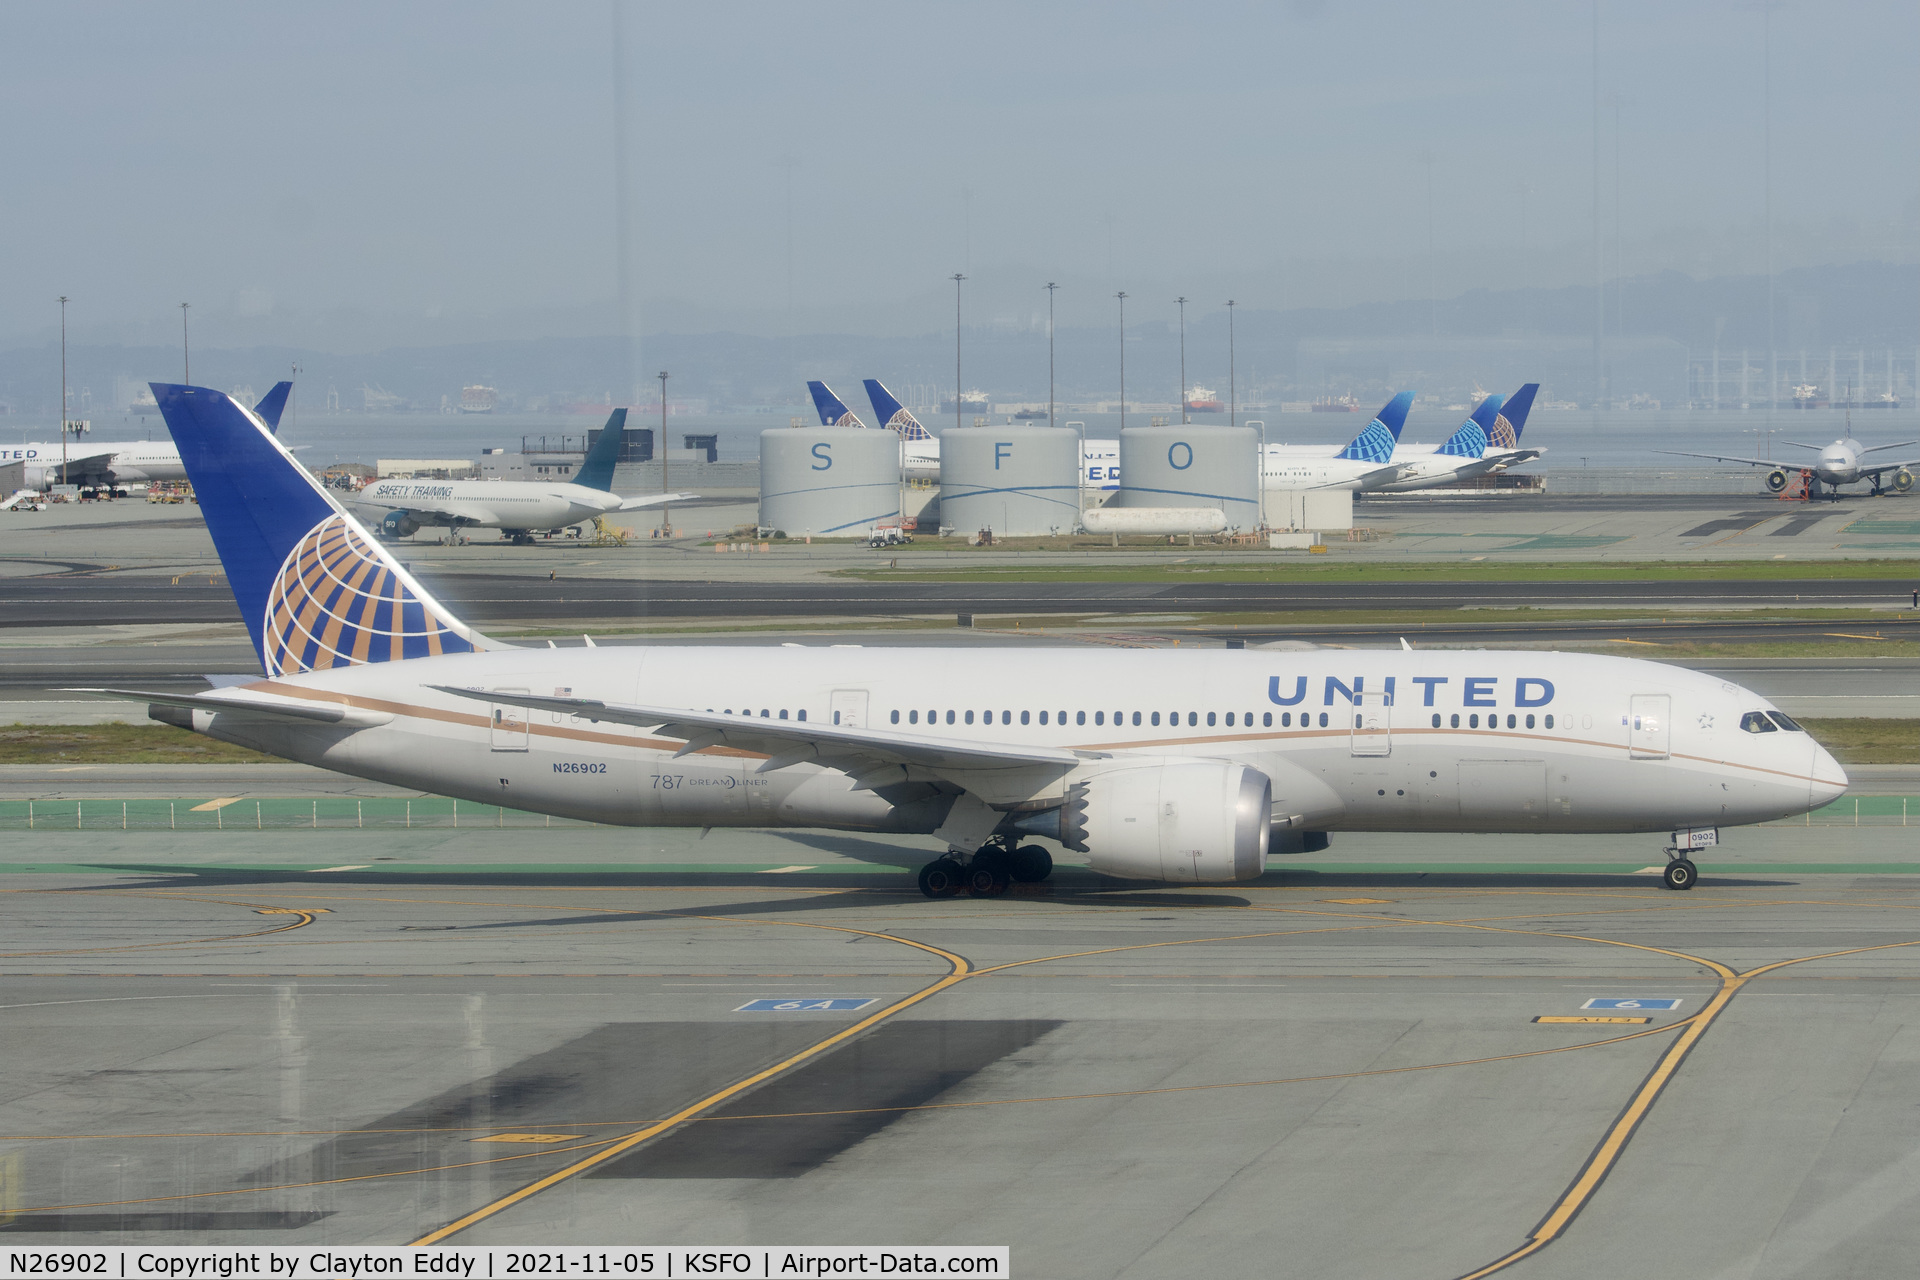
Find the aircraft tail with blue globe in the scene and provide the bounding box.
[806,381,866,427]
[149,383,496,677]
[863,379,935,441]
[1435,394,1508,459]
[1333,392,1416,462]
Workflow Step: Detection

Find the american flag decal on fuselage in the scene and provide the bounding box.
[263,515,477,675]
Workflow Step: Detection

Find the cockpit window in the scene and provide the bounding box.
[1739,711,1778,734]
[1765,711,1803,732]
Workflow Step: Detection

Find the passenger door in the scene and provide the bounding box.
[489,688,531,752]
[1629,694,1670,760]
[1349,689,1391,757]
[830,688,869,729]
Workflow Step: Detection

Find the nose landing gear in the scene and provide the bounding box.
[1659,827,1715,890]
[1662,858,1698,891]
[916,839,1055,899]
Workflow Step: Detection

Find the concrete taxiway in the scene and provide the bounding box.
[2,822,1919,1278]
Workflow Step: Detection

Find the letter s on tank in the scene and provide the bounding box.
[811,442,833,470]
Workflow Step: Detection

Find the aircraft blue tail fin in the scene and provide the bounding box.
[807,380,865,427]
[574,408,627,491]
[1436,394,1507,459]
[1334,391,1415,462]
[252,382,293,434]
[151,383,491,676]
[863,379,933,441]
[1490,383,1539,447]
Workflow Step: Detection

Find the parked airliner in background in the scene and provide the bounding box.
[81,382,1847,899]
[1370,383,1543,492]
[805,380,943,479]
[346,408,693,544]
[2,381,290,492]
[1659,434,1918,497]
[1262,392,1416,490]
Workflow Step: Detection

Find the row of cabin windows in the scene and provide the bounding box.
[1430,713,1554,730]
[706,707,1560,732]
[880,709,1560,731]
[891,709,1281,728]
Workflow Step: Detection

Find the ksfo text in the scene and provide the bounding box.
[3,1248,1008,1280]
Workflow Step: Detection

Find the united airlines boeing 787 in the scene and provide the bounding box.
[85,384,1847,896]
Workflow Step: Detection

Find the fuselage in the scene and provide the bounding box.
[347,478,625,533]
[1813,439,1863,485]
[192,647,1845,842]
[0,439,186,487]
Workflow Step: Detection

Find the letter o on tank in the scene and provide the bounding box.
[1168,441,1194,470]
[1515,677,1555,708]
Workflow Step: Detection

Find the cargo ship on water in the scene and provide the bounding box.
[1312,395,1362,412]
[939,388,990,417]
[1184,386,1224,413]
[459,385,498,414]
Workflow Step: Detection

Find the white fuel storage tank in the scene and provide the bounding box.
[1111,425,1259,528]
[759,429,901,537]
[938,427,1081,537]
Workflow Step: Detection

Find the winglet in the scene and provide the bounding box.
[574,408,628,491]
[807,381,865,427]
[863,379,933,441]
[253,382,293,434]
[1334,391,1415,462]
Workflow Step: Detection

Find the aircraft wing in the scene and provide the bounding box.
[1653,449,1790,469]
[41,446,124,483]
[353,497,494,527]
[68,686,393,727]
[431,685,1110,805]
[1329,463,1412,490]
[1480,448,1544,468]
[616,492,699,512]
[1860,440,1920,455]
[1860,458,1920,477]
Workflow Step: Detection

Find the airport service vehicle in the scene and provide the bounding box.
[95,384,1848,898]
[1659,434,1919,498]
[1262,393,1417,491]
[1369,383,1544,492]
[346,408,693,544]
[2,381,290,492]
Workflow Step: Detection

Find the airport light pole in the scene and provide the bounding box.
[180,303,190,383]
[1176,296,1188,425]
[1045,281,1058,429]
[658,371,670,536]
[1226,299,1237,428]
[951,273,966,432]
[1115,292,1127,432]
[58,296,69,488]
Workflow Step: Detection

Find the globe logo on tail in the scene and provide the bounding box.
[1337,419,1396,464]
[263,515,477,676]
[1488,413,1518,450]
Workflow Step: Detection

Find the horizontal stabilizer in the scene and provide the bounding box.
[70,686,393,727]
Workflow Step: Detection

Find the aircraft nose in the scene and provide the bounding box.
[1810,740,1848,807]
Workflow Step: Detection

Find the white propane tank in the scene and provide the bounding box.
[1080,506,1227,535]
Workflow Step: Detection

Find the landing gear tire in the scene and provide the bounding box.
[1009,844,1053,883]
[966,853,1011,898]
[1662,858,1698,891]
[918,858,964,899]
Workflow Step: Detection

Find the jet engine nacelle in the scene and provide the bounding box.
[1894,468,1915,493]
[381,509,421,539]
[1765,468,1790,492]
[1058,762,1271,882]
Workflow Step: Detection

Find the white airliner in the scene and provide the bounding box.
[346,408,694,543]
[1261,393,1417,491]
[1,382,290,492]
[1368,384,1544,492]
[1659,434,1919,498]
[89,384,1847,898]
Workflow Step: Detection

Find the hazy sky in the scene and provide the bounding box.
[6,1,1916,349]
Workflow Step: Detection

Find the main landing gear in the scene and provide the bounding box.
[917,839,1054,899]
[1661,858,1698,891]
